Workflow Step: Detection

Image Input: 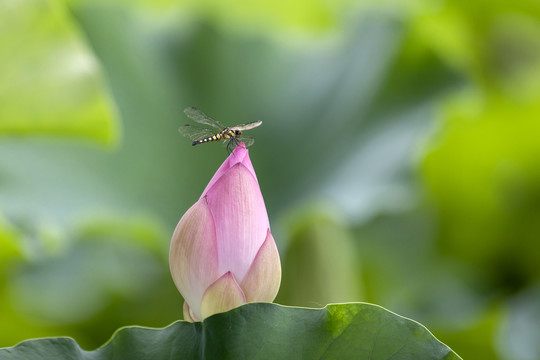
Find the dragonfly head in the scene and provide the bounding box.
[234,129,242,136]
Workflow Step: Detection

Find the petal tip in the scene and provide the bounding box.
[241,230,281,303]
[183,302,200,322]
[200,271,247,320]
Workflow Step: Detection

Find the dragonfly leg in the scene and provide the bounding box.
[227,138,240,154]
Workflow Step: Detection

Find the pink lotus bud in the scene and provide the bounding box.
[169,144,281,321]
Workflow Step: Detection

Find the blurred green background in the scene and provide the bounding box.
[2,0,540,359]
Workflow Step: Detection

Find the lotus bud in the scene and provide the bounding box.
[170,144,281,321]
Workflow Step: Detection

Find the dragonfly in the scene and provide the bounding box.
[179,107,262,153]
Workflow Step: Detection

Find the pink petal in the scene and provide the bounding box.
[205,163,269,283]
[169,197,218,320]
[241,229,281,302]
[200,271,246,320]
[201,144,259,198]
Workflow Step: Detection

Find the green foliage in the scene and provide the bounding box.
[0,0,117,143]
[423,94,540,289]
[277,210,363,307]
[0,214,179,349]
[1,303,461,360]
[2,0,540,358]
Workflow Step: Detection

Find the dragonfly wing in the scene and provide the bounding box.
[178,124,217,141]
[237,135,255,147]
[230,120,262,131]
[184,107,225,129]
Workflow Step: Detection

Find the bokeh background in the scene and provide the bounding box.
[2,0,540,359]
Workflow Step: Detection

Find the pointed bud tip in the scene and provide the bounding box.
[231,143,248,157]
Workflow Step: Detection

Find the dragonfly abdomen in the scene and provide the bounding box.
[191,128,235,146]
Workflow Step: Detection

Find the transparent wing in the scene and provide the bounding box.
[178,124,217,141]
[230,120,262,132]
[237,135,255,147]
[184,107,225,129]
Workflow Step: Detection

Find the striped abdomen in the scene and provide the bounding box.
[192,128,235,146]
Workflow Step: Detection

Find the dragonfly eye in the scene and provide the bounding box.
[235,130,242,136]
